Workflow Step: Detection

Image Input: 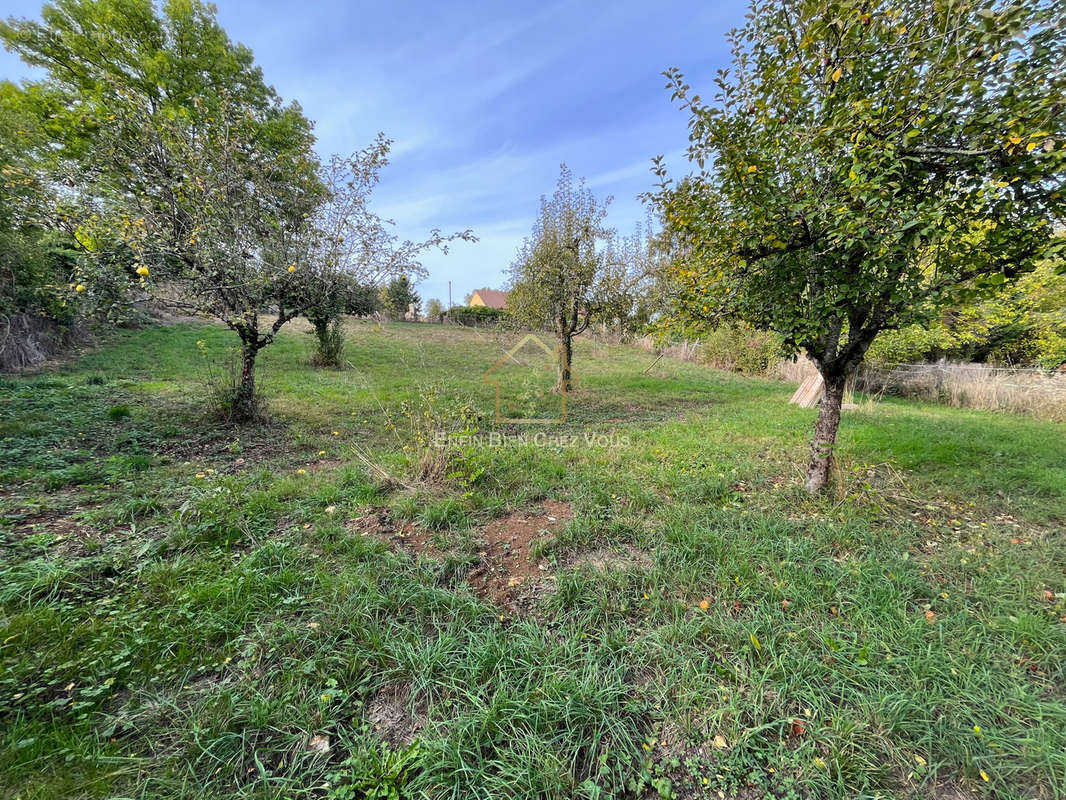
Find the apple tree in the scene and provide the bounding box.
[652,0,1066,492]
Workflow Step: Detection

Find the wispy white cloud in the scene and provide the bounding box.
[587,152,675,190]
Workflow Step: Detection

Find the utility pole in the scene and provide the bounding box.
[448,280,452,310]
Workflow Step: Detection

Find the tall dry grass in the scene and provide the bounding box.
[0,313,86,372]
[767,356,820,384]
[635,335,705,361]
[857,362,1066,421]
[635,331,780,374]
[768,355,1066,421]
[638,336,1066,421]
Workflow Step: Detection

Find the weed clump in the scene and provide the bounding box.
[106,404,132,421]
[383,384,483,484]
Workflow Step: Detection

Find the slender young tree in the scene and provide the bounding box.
[425,298,444,319]
[652,0,1066,492]
[607,215,670,339]
[303,140,473,364]
[508,165,617,392]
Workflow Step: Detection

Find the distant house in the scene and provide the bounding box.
[469,288,509,309]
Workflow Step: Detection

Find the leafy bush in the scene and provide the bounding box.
[304,279,379,368]
[337,278,382,317]
[697,324,783,374]
[865,324,958,366]
[383,383,482,483]
[310,318,346,367]
[649,321,783,375]
[1036,329,1066,370]
[868,262,1066,368]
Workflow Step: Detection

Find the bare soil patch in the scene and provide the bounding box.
[347,506,438,555]
[4,509,105,558]
[466,500,574,615]
[568,543,652,573]
[365,680,427,747]
[301,457,344,475]
[348,500,575,615]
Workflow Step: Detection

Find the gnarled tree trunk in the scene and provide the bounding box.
[555,332,573,393]
[233,338,261,423]
[804,372,847,494]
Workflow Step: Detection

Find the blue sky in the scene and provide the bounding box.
[1,1,746,306]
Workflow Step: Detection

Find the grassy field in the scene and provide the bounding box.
[1,319,1065,800]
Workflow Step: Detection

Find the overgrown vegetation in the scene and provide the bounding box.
[867,260,1066,369]
[1,320,1064,799]
[2,0,1065,796]
[655,260,1066,374]
[0,72,84,369]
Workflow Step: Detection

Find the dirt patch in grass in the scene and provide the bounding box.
[303,457,344,474]
[155,416,287,460]
[466,500,574,615]
[347,506,438,555]
[4,509,105,558]
[884,769,979,800]
[930,781,979,800]
[567,543,652,572]
[643,721,733,800]
[366,680,427,747]
[349,501,575,615]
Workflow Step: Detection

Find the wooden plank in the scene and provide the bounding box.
[790,374,823,407]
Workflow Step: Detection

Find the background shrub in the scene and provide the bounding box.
[446,305,510,327]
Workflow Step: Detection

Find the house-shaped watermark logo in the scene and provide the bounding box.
[481,334,567,424]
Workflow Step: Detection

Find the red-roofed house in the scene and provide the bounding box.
[469,289,509,309]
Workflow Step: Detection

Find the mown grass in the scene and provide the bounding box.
[1,319,1064,800]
